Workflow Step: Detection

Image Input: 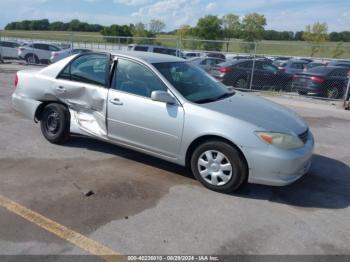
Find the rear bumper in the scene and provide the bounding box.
[12,93,41,121]
[244,132,314,186]
[294,83,322,94]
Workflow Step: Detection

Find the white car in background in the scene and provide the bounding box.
[50,48,92,63]
[0,40,21,61]
[127,44,181,57]
[18,42,62,64]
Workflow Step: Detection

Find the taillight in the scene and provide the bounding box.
[19,47,25,51]
[14,74,18,88]
[310,76,325,84]
[293,75,299,80]
[218,67,233,73]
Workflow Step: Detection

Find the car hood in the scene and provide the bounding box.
[201,92,308,135]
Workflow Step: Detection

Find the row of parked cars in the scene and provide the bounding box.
[1,40,349,99]
[0,40,91,64]
[192,55,350,99]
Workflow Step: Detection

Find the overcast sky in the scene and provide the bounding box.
[0,0,348,32]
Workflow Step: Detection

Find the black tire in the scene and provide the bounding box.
[284,81,293,92]
[40,103,70,144]
[25,54,39,64]
[325,87,341,99]
[190,140,247,193]
[297,90,307,95]
[234,78,248,89]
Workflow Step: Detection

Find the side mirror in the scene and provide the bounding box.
[151,90,176,105]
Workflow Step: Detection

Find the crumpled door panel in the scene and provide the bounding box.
[52,81,108,137]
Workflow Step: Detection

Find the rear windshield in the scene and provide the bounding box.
[216,61,235,67]
[307,66,331,74]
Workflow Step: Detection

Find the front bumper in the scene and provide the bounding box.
[244,131,314,186]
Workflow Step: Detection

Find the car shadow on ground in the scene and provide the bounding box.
[65,136,350,209]
[65,135,193,180]
[236,154,350,209]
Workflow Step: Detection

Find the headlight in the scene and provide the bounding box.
[255,132,304,149]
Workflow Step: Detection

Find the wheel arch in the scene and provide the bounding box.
[185,135,249,175]
[34,101,69,123]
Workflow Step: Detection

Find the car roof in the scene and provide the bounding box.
[288,59,309,63]
[307,66,349,75]
[111,51,184,63]
[0,40,18,43]
[128,44,176,50]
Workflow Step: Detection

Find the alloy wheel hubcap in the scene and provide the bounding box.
[197,150,233,186]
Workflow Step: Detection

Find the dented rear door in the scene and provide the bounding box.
[53,53,110,137]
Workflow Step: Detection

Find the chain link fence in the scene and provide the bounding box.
[1,31,350,106]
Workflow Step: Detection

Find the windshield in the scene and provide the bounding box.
[153,62,234,104]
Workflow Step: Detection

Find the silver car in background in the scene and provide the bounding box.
[50,48,92,63]
[12,51,314,193]
[187,57,225,72]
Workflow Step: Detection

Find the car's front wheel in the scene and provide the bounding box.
[40,103,70,144]
[190,141,247,193]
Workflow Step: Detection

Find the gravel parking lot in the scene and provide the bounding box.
[0,63,350,258]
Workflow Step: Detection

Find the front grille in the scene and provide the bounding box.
[298,129,309,144]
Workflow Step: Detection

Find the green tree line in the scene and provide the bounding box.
[5,19,104,32]
[4,17,350,43]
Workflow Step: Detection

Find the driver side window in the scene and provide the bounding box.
[112,59,167,98]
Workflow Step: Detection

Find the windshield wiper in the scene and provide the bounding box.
[195,92,234,104]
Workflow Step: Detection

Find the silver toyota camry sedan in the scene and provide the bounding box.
[12,51,314,193]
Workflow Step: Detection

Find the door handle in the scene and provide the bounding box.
[109,98,123,105]
[55,86,66,93]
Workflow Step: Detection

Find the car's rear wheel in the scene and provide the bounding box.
[25,54,39,64]
[325,87,341,99]
[40,103,70,144]
[234,78,248,89]
[190,141,247,193]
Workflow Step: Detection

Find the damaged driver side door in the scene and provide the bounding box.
[54,53,110,137]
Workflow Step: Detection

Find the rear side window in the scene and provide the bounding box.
[308,66,330,74]
[336,64,350,68]
[33,44,49,50]
[237,61,253,69]
[291,63,305,69]
[58,54,108,86]
[1,41,19,48]
[217,61,235,67]
[329,69,348,77]
[153,48,177,56]
[58,66,70,80]
[48,45,60,51]
[134,46,148,51]
[262,63,278,72]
